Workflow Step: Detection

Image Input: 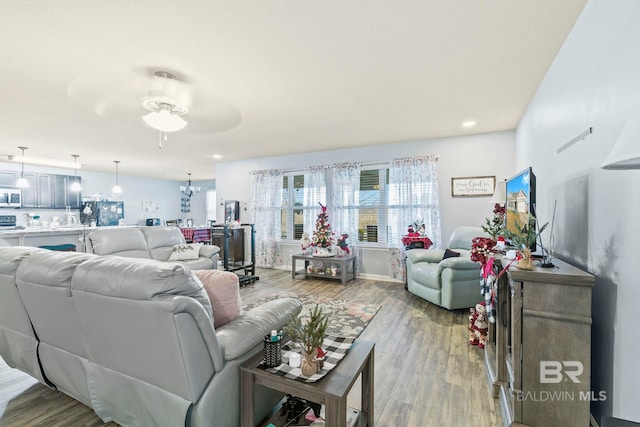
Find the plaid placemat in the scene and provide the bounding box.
[258,335,355,383]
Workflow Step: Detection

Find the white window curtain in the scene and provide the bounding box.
[388,155,442,280]
[303,166,327,237]
[251,169,284,267]
[205,189,216,222]
[332,162,361,261]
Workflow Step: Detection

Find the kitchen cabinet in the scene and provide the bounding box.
[0,171,17,187]
[53,175,81,209]
[20,173,38,207]
[21,173,53,208]
[1,170,81,209]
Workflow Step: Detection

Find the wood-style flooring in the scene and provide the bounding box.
[0,268,501,426]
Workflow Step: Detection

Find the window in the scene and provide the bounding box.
[274,160,439,247]
[206,189,216,223]
[279,169,392,244]
[357,168,390,244]
[280,174,305,240]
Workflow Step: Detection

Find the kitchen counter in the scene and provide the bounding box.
[0,225,137,250]
[0,226,87,234]
[0,226,88,251]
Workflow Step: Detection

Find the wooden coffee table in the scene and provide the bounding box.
[291,253,356,285]
[240,339,374,427]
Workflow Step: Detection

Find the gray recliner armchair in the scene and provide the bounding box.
[406,226,487,310]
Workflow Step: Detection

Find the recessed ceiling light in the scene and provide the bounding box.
[212,154,222,159]
[462,120,477,128]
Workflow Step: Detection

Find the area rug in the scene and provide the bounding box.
[243,292,380,338]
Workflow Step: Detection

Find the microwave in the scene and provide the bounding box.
[0,188,21,207]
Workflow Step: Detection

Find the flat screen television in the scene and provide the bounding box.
[505,167,536,250]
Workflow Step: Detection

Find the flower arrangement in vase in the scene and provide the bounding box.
[285,304,329,376]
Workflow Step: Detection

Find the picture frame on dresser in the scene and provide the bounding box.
[224,200,240,223]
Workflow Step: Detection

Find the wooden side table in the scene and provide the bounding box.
[240,339,375,427]
[291,253,356,285]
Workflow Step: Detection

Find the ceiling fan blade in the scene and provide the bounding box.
[67,66,241,134]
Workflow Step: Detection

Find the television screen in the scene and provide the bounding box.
[505,167,536,250]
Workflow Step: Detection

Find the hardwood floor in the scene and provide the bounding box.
[0,268,501,426]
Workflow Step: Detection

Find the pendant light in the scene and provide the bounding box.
[112,160,122,194]
[15,146,29,188]
[70,154,82,192]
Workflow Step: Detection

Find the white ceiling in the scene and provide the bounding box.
[0,0,586,181]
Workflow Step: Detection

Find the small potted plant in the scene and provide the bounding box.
[285,304,329,376]
[505,213,537,270]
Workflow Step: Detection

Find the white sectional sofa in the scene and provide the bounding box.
[87,226,220,269]
[0,246,302,427]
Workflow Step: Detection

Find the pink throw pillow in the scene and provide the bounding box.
[192,270,242,328]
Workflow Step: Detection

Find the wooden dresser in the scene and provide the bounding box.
[484,257,594,427]
[211,227,245,265]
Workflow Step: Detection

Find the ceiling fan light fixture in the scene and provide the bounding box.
[143,103,187,132]
[141,71,189,133]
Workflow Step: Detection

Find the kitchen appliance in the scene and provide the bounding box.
[0,215,24,229]
[0,188,22,207]
[80,201,125,226]
[146,218,161,226]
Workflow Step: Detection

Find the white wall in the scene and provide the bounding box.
[215,130,515,278]
[516,0,640,422]
[0,161,212,227]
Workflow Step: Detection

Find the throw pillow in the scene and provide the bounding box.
[441,248,461,261]
[192,269,243,328]
[168,243,202,261]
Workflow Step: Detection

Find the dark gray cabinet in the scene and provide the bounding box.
[21,173,52,208]
[37,174,53,208]
[21,173,54,208]
[1,169,81,209]
[20,173,38,207]
[0,171,17,187]
[53,175,81,209]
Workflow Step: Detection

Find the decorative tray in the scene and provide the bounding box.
[312,253,334,258]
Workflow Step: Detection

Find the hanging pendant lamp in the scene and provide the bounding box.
[70,155,82,192]
[15,146,29,188]
[112,160,122,194]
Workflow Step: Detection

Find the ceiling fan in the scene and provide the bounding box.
[67,66,241,136]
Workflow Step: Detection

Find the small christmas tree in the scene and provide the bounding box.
[482,203,506,240]
[312,203,334,249]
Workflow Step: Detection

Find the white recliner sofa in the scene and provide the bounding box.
[0,246,302,427]
[87,226,220,270]
[406,226,487,310]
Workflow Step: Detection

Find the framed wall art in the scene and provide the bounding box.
[451,176,495,197]
[224,200,240,222]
